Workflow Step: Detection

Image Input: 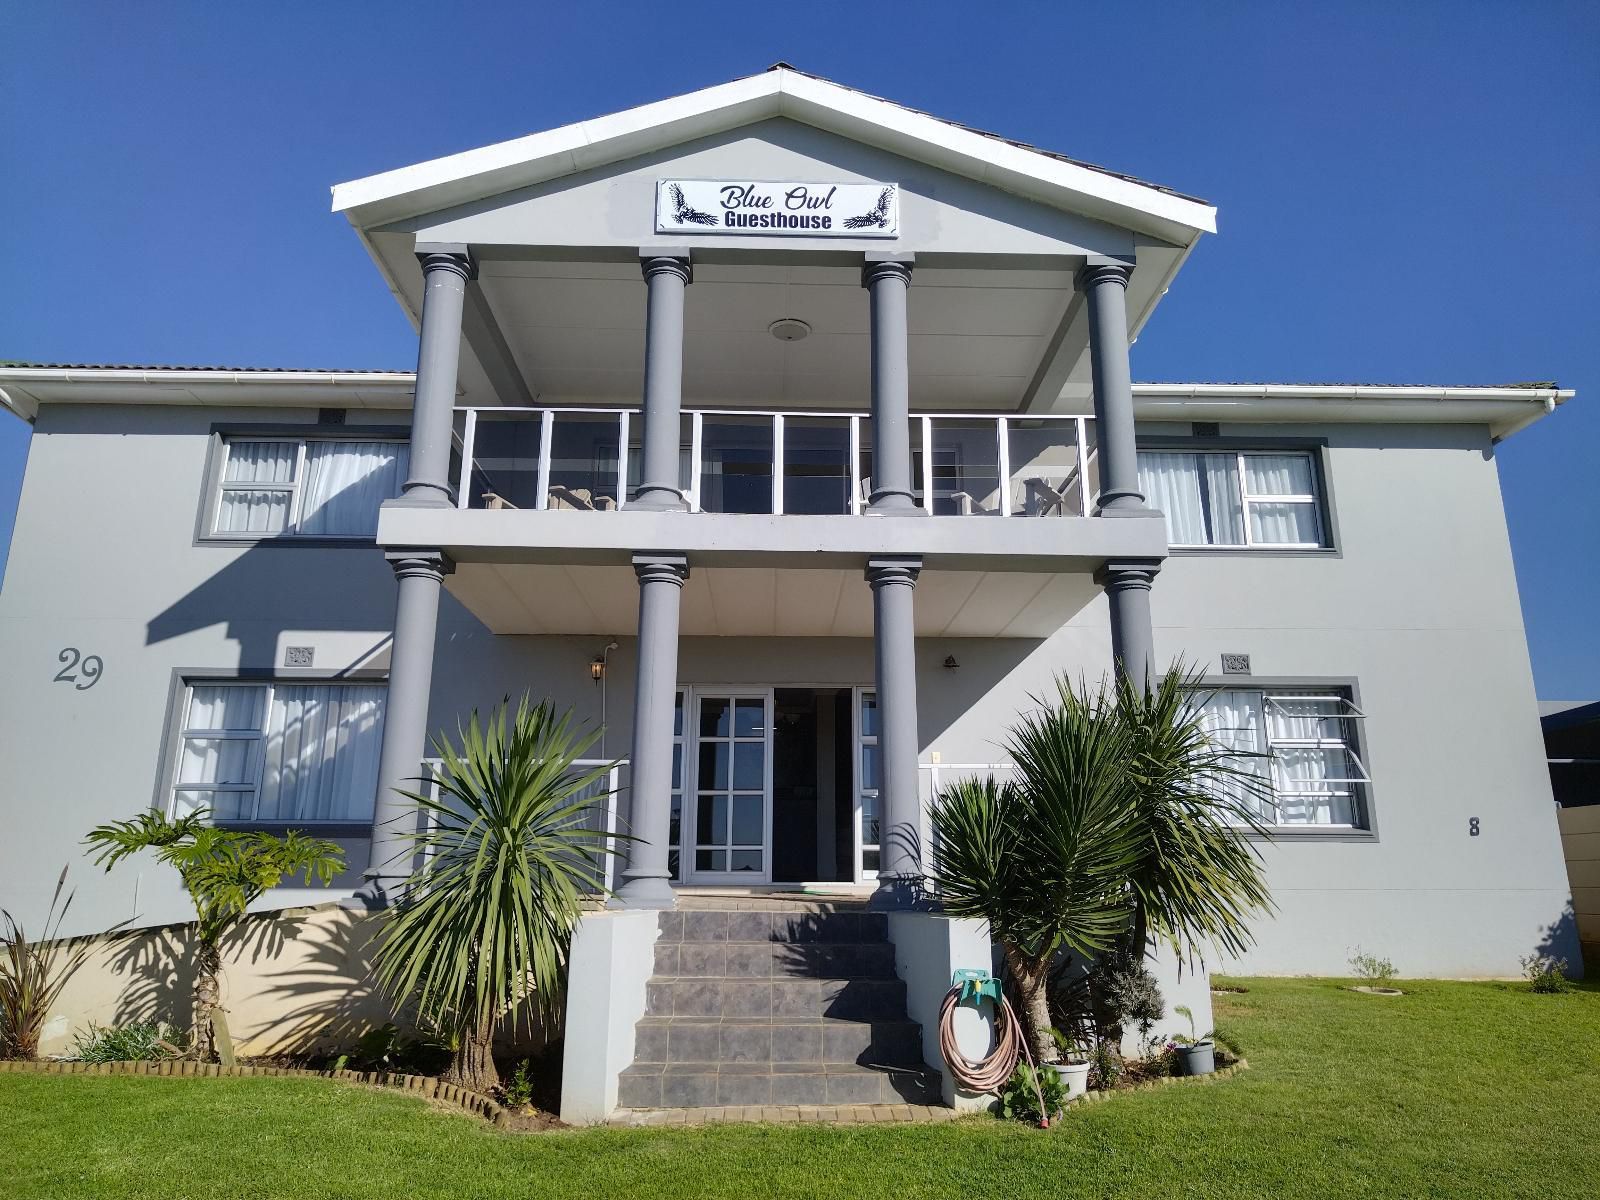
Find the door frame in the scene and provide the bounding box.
[682,686,776,885]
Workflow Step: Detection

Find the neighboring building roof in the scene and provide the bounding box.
[1541,700,1600,730]
[331,65,1218,246]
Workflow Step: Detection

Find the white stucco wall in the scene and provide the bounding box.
[0,403,1577,981]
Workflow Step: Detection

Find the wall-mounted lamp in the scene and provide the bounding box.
[943,655,960,671]
[590,655,607,683]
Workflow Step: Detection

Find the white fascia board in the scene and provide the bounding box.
[1132,383,1574,442]
[0,368,418,422]
[331,69,1216,242]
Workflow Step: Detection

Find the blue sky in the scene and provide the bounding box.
[2,2,1596,696]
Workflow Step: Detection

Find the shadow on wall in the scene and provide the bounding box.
[1535,899,1587,979]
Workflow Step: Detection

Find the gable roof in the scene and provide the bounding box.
[332,65,1217,246]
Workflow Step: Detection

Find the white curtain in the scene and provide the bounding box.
[1243,454,1320,545]
[1243,453,1315,496]
[177,685,267,819]
[1139,452,1244,545]
[1196,690,1270,822]
[257,685,386,822]
[299,442,408,536]
[218,441,297,533]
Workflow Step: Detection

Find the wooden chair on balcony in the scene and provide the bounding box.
[547,485,618,512]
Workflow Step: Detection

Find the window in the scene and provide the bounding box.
[172,681,387,824]
[1196,686,1371,828]
[213,437,408,537]
[858,690,880,874]
[1138,449,1326,548]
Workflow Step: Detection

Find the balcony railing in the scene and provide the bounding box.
[452,406,1099,518]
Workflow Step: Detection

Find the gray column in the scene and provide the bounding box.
[866,555,924,909]
[612,553,690,909]
[632,253,692,510]
[862,254,920,514]
[401,246,476,508]
[1094,559,1161,690]
[366,550,453,889]
[1076,260,1145,517]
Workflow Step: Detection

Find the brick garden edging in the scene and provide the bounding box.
[1,1055,1250,1129]
[0,1058,507,1125]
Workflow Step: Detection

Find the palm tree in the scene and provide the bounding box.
[84,814,344,1061]
[370,696,620,1095]
[1113,665,1274,968]
[929,678,1144,1065]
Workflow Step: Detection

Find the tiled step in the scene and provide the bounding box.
[653,939,897,980]
[618,1061,942,1109]
[633,1016,924,1068]
[658,909,888,945]
[645,975,907,1021]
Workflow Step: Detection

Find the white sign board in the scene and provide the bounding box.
[656,179,899,238]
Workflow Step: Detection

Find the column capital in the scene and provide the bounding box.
[415,244,478,282]
[1074,258,1133,292]
[862,251,915,289]
[385,548,455,583]
[865,555,922,588]
[640,253,693,285]
[632,552,690,586]
[1093,557,1161,591]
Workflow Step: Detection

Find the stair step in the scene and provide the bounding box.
[658,910,888,945]
[618,1061,942,1109]
[653,939,897,980]
[645,975,907,1020]
[632,1016,924,1068]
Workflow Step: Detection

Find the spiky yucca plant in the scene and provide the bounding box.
[1,868,94,1059]
[371,697,620,1095]
[930,678,1144,1065]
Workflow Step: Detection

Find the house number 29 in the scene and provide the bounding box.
[54,647,104,690]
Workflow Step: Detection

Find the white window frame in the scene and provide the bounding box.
[211,435,407,539]
[170,679,386,825]
[854,686,880,882]
[1148,448,1327,550]
[1199,684,1371,829]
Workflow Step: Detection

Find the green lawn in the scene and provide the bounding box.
[2,977,1597,1199]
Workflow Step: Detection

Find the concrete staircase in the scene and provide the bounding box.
[617,899,943,1109]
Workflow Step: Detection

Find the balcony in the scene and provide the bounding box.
[376,405,1166,639]
[452,406,1101,519]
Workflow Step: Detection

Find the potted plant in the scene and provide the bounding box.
[1048,1028,1092,1100]
[1170,1004,1215,1076]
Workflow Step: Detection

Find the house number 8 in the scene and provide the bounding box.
[54,647,103,691]
[1469,817,1480,837]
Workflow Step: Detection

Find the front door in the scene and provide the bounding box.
[687,690,773,882]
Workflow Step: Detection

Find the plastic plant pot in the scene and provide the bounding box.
[1175,1042,1215,1076]
[1051,1061,1091,1100]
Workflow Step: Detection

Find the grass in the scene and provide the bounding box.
[2,977,1597,1199]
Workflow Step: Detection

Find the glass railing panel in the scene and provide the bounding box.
[547,412,625,511]
[697,414,774,514]
[926,418,1002,515]
[1007,418,1088,517]
[781,416,853,515]
[465,412,543,510]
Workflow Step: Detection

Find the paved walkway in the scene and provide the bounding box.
[613,1103,967,1125]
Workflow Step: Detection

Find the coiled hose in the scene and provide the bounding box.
[937,984,1050,1126]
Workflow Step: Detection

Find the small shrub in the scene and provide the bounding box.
[2,868,97,1060]
[1092,960,1164,1041]
[1210,1023,1244,1059]
[1086,1038,1122,1091]
[1348,949,1397,984]
[501,1059,535,1108]
[332,1023,452,1075]
[997,1061,1068,1124]
[1520,953,1570,994]
[69,1021,185,1064]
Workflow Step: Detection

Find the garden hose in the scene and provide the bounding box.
[937,976,1051,1127]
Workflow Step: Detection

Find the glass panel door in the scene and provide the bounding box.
[854,687,880,882]
[689,691,772,880]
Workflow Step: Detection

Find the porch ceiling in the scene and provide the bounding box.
[446,564,1100,638]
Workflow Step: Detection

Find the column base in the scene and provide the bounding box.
[609,874,678,910]
[867,490,923,515]
[628,487,689,511]
[866,875,936,912]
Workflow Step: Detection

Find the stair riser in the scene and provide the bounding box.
[618,1069,941,1109]
[634,1020,922,1067]
[658,910,888,945]
[644,978,907,1022]
[653,941,896,980]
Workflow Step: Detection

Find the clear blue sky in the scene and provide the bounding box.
[2,2,1596,696]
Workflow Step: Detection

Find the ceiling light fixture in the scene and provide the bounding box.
[768,318,811,342]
